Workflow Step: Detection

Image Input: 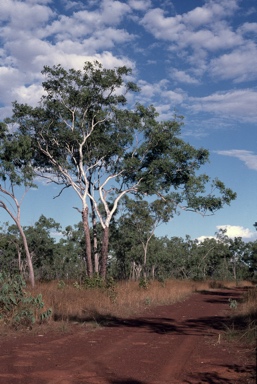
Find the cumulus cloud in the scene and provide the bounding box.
[0,0,256,127]
[1,0,54,38]
[198,225,257,242]
[0,0,138,119]
[217,225,256,239]
[140,0,241,50]
[139,0,257,85]
[215,150,257,171]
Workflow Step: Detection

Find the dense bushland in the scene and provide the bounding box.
[0,218,256,284]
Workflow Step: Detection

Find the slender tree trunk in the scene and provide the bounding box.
[94,230,99,275]
[151,265,156,280]
[130,261,136,281]
[88,178,99,275]
[17,247,22,273]
[135,264,142,280]
[232,261,237,285]
[82,207,93,278]
[17,222,35,288]
[100,226,109,279]
[91,201,99,274]
[142,241,149,279]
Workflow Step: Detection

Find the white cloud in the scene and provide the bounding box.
[217,225,256,239]
[198,224,257,242]
[13,84,45,106]
[100,0,131,24]
[238,22,257,35]
[183,6,215,27]
[136,79,184,107]
[190,89,257,122]
[215,150,257,171]
[0,0,256,128]
[140,8,184,41]
[209,43,257,82]
[0,0,54,38]
[0,0,137,119]
[170,69,199,84]
[38,0,132,42]
[128,0,152,11]
[140,0,257,84]
[197,235,215,242]
[140,1,241,51]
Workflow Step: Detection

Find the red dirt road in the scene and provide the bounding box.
[0,288,255,384]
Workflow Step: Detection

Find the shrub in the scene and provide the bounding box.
[0,272,52,328]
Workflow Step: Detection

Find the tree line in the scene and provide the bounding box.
[0,215,256,283]
[0,61,238,286]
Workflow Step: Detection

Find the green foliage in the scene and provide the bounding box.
[139,278,150,290]
[157,275,166,287]
[0,273,51,328]
[83,274,105,289]
[105,277,118,303]
[144,297,152,306]
[57,280,66,289]
[73,281,81,289]
[228,298,238,309]
[225,287,257,345]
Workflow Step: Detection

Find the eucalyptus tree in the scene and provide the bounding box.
[0,223,21,274]
[118,196,175,279]
[0,123,35,286]
[228,237,252,282]
[7,61,236,279]
[24,215,62,280]
[244,240,257,278]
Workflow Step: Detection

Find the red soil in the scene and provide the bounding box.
[0,288,255,384]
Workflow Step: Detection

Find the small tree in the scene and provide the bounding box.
[0,123,35,287]
[118,197,175,279]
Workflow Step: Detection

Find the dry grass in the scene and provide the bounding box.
[30,279,211,324]
[208,280,254,289]
[1,278,253,335]
[30,278,248,325]
[225,285,257,345]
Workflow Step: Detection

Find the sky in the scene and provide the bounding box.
[0,0,257,242]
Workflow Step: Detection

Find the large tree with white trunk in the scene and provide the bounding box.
[6,61,236,279]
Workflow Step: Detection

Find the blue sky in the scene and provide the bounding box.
[0,0,257,242]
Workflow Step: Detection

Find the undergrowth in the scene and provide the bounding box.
[0,273,52,329]
[1,275,254,336]
[225,286,257,346]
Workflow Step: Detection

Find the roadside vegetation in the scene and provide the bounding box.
[0,273,255,333]
[225,284,257,346]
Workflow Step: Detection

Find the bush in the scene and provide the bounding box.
[0,272,52,328]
